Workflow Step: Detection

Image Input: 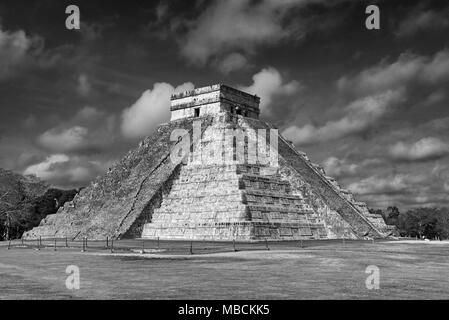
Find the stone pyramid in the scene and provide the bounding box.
[24,84,393,241]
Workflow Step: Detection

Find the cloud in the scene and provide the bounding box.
[38,126,89,152]
[346,169,449,208]
[74,106,103,121]
[77,74,91,97]
[37,106,117,154]
[178,0,326,68]
[155,2,169,22]
[216,52,248,74]
[282,89,405,145]
[424,90,446,106]
[121,82,194,139]
[348,174,411,196]
[24,154,69,179]
[337,49,449,95]
[322,156,358,178]
[389,137,449,162]
[23,154,108,188]
[0,24,43,80]
[396,8,449,38]
[444,182,449,192]
[239,67,301,116]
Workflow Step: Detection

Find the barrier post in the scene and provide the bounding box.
[190,241,193,255]
[54,238,57,251]
[265,239,269,251]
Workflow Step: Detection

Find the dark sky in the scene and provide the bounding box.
[0,0,448,209]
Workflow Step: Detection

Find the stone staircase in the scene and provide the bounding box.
[142,162,327,240]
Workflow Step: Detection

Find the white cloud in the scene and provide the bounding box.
[24,154,107,188]
[74,106,103,121]
[179,0,322,66]
[36,106,117,154]
[121,82,194,139]
[239,67,300,115]
[216,52,248,74]
[322,156,358,178]
[0,25,42,80]
[348,174,410,196]
[424,90,446,106]
[337,49,449,95]
[38,126,89,152]
[77,74,91,97]
[444,182,449,192]
[389,137,449,162]
[282,89,405,145]
[24,154,70,180]
[396,9,449,38]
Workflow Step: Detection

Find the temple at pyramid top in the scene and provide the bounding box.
[170,84,260,121]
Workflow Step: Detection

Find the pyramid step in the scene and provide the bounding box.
[239,174,291,193]
[244,189,304,200]
[247,204,312,214]
[244,194,306,207]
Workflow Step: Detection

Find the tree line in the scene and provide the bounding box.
[370,206,449,239]
[0,188,78,240]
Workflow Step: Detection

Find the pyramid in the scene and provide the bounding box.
[24,84,393,241]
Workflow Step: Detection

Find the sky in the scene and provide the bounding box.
[0,0,448,210]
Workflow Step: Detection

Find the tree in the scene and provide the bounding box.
[385,206,400,225]
[0,188,79,240]
[397,208,449,239]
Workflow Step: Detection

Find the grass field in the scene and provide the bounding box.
[0,239,448,299]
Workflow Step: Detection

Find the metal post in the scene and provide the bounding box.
[141,240,145,254]
[190,241,193,255]
[36,238,40,250]
[39,236,42,247]
[106,237,109,249]
[265,239,269,251]
[21,237,24,246]
[7,239,11,250]
[110,239,114,253]
[300,239,303,248]
[157,237,160,249]
[81,237,85,252]
[65,237,68,248]
[54,238,57,251]
[85,237,88,248]
[233,239,236,252]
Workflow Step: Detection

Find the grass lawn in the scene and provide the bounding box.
[0,239,448,299]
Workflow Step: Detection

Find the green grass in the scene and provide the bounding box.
[0,240,449,299]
